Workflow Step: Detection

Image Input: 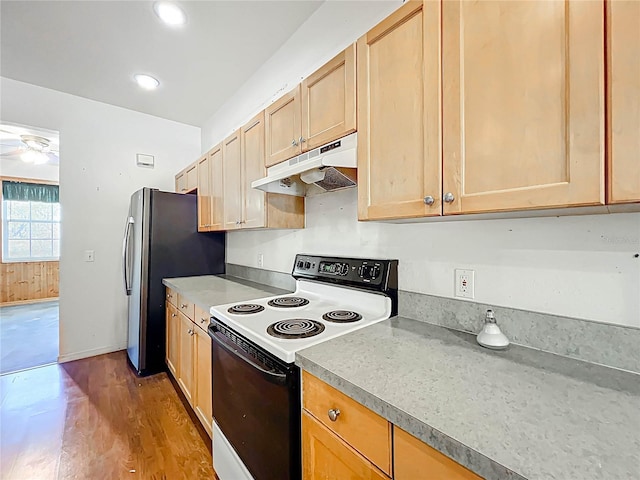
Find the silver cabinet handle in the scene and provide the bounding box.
[299,136,306,144]
[188,329,195,336]
[171,313,177,317]
[291,139,299,146]
[180,303,187,308]
[200,318,208,324]
[443,192,455,203]
[423,196,435,205]
[327,409,340,422]
[166,294,172,299]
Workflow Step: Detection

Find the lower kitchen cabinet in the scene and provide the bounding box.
[178,311,195,404]
[302,411,390,480]
[165,303,179,378]
[394,427,481,480]
[301,371,482,480]
[193,318,213,438]
[165,288,213,437]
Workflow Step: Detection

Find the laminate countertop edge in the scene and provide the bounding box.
[295,316,640,480]
[162,275,290,313]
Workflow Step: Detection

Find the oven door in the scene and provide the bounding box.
[209,319,300,480]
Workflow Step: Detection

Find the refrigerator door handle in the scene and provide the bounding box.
[122,216,134,295]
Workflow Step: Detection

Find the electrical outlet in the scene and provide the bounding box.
[84,250,95,262]
[257,253,264,268]
[454,269,474,299]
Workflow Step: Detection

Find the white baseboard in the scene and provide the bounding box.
[58,344,127,363]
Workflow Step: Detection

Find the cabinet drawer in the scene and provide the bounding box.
[165,287,177,307]
[194,305,211,332]
[177,294,195,320]
[302,371,391,475]
[394,426,482,480]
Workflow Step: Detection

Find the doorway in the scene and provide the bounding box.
[0,123,60,375]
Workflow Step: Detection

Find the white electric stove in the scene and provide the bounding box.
[208,254,398,480]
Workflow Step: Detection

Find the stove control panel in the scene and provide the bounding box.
[292,254,398,291]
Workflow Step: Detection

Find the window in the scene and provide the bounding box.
[2,181,60,262]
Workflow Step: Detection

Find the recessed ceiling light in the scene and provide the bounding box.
[134,74,160,90]
[153,1,186,26]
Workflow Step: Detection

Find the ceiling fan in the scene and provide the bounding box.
[0,130,59,164]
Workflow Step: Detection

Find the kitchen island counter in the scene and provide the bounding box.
[296,316,640,480]
[163,275,290,313]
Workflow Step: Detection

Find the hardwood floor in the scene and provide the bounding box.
[0,350,215,479]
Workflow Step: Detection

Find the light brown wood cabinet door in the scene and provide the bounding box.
[302,44,356,150]
[185,163,198,192]
[357,1,442,221]
[607,0,640,204]
[302,411,389,480]
[193,325,212,438]
[177,312,194,404]
[197,154,211,231]
[223,130,242,230]
[175,172,186,194]
[209,143,225,231]
[442,0,604,214]
[241,112,266,229]
[265,86,302,167]
[394,427,481,480]
[165,303,179,378]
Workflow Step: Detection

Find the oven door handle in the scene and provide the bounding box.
[210,328,288,386]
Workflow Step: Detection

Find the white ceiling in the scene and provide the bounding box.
[1,1,323,126]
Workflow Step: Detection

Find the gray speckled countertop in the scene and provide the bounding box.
[296,317,640,480]
[162,275,290,312]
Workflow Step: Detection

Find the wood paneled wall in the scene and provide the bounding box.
[0,261,59,305]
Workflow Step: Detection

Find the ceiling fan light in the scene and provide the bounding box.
[33,152,50,165]
[20,150,39,163]
[134,74,160,90]
[153,2,186,26]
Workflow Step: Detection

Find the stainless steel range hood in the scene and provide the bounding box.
[251,133,357,197]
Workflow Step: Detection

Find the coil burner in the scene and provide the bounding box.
[266,319,325,339]
[322,310,363,323]
[267,297,310,308]
[227,304,265,315]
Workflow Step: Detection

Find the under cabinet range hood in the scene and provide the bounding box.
[251,133,357,197]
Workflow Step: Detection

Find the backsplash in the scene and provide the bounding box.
[227,188,640,329]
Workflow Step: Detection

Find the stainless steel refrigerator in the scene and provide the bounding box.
[123,188,225,376]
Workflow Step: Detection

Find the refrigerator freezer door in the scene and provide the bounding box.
[127,188,149,373]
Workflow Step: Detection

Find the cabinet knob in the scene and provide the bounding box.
[188,329,195,336]
[423,196,435,206]
[327,409,341,422]
[299,136,306,144]
[200,318,208,324]
[167,294,171,299]
[443,192,455,203]
[291,139,299,146]
[180,304,187,308]
[171,313,177,317]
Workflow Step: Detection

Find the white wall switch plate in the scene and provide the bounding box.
[84,250,95,262]
[257,253,264,268]
[455,269,474,299]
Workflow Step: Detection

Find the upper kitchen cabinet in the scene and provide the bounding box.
[197,143,225,232]
[606,0,640,204]
[357,1,442,220]
[196,154,211,231]
[209,143,225,231]
[241,112,305,229]
[175,161,198,194]
[442,0,604,214]
[301,44,356,150]
[265,87,302,167]
[223,130,243,230]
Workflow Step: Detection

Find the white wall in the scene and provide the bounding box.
[0,77,201,361]
[0,158,59,182]
[202,1,640,329]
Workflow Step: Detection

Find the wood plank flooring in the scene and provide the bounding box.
[0,350,215,479]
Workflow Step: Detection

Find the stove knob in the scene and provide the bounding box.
[304,262,311,269]
[296,261,304,269]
